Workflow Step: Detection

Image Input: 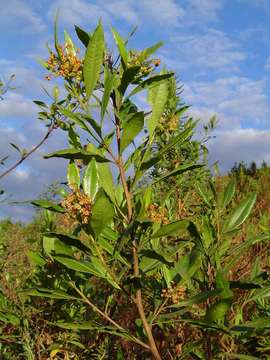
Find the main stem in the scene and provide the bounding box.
[112,92,161,360]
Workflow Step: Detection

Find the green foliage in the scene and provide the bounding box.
[1,21,270,360]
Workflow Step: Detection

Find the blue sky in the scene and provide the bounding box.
[1,0,270,220]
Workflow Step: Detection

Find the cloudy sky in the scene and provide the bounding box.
[1,0,270,221]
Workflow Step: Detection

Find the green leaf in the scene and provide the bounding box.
[22,288,79,301]
[129,73,174,97]
[90,189,115,237]
[54,255,120,289]
[64,30,76,56]
[83,158,99,199]
[54,10,61,58]
[10,143,22,154]
[167,289,222,309]
[120,111,144,153]
[27,251,46,267]
[47,232,90,253]
[111,27,129,66]
[75,25,91,47]
[147,78,169,136]
[218,177,236,210]
[54,255,101,275]
[59,108,93,134]
[245,286,270,303]
[196,182,212,207]
[118,66,140,95]
[152,220,191,238]
[84,116,102,138]
[97,162,116,203]
[43,235,74,257]
[224,234,270,271]
[83,21,104,98]
[101,66,115,121]
[151,163,203,186]
[31,199,64,213]
[205,298,232,323]
[67,161,80,189]
[44,148,109,162]
[139,41,163,62]
[239,317,270,329]
[223,192,257,233]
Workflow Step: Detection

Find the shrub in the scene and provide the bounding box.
[1,20,270,359]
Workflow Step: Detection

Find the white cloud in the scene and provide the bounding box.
[47,0,109,27]
[0,0,46,33]
[184,76,270,128]
[0,93,37,120]
[184,0,224,23]
[170,29,245,73]
[208,128,270,172]
[48,0,184,29]
[136,0,184,26]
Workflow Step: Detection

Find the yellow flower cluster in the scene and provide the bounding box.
[162,283,186,304]
[61,190,92,224]
[45,44,82,82]
[158,113,179,133]
[128,51,161,77]
[148,203,169,224]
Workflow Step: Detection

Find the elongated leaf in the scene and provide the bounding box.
[196,182,212,207]
[59,108,92,134]
[54,322,135,342]
[75,25,91,47]
[90,189,115,237]
[129,73,174,97]
[151,163,203,186]
[54,256,101,275]
[168,289,222,309]
[224,233,270,272]
[10,143,21,154]
[118,66,140,95]
[83,158,99,199]
[223,192,257,233]
[246,286,270,303]
[84,116,102,138]
[47,232,90,253]
[22,288,79,301]
[111,27,129,66]
[219,177,236,210]
[139,41,163,62]
[231,317,270,332]
[120,111,144,153]
[97,162,115,203]
[152,220,191,238]
[83,22,104,98]
[31,199,64,213]
[27,251,46,267]
[64,30,76,56]
[101,66,115,120]
[54,10,61,57]
[55,255,120,288]
[147,78,169,136]
[67,161,80,189]
[44,148,109,162]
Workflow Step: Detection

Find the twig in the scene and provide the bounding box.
[110,89,161,359]
[0,125,55,181]
[71,282,150,351]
